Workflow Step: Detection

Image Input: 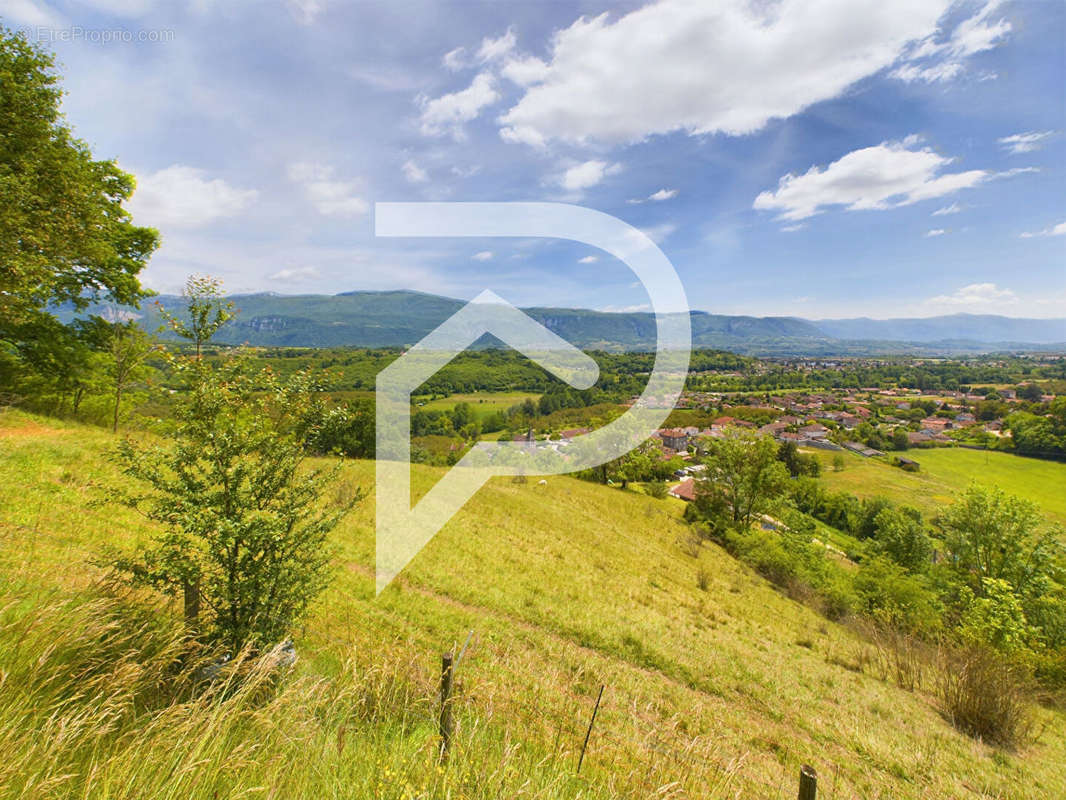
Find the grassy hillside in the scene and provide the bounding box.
[811,447,1066,527]
[2,410,1065,798]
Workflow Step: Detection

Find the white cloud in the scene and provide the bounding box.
[477,27,517,63]
[926,228,946,237]
[932,202,962,216]
[998,131,1055,155]
[498,0,952,146]
[501,56,550,87]
[472,250,494,261]
[578,255,599,264]
[1020,221,1066,239]
[268,266,321,282]
[926,282,1019,310]
[420,73,500,138]
[753,138,989,221]
[558,160,620,192]
[891,1,1011,84]
[128,165,258,229]
[648,188,679,202]
[442,47,467,71]
[781,224,805,232]
[287,161,367,217]
[402,159,428,184]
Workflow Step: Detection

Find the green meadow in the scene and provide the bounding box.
[417,391,539,418]
[2,409,1065,799]
[809,446,1066,527]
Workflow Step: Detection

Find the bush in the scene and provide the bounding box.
[644,480,669,499]
[937,645,1036,748]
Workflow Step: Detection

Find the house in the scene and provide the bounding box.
[907,431,932,445]
[759,421,789,436]
[668,478,697,502]
[560,427,590,440]
[658,428,689,451]
[839,412,860,429]
[798,423,829,440]
[920,417,951,431]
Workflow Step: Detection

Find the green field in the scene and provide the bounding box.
[810,446,1066,527]
[2,410,1065,799]
[417,391,538,419]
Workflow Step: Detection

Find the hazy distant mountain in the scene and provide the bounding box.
[812,314,1066,345]
[58,291,1066,355]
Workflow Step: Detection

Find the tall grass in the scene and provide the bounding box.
[0,585,616,799]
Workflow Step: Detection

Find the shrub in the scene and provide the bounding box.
[645,480,669,499]
[937,645,1036,749]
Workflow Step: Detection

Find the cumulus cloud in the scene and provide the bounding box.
[926,228,946,237]
[578,255,599,264]
[269,266,321,282]
[926,282,1019,310]
[998,131,1055,154]
[501,56,550,87]
[1020,221,1066,239]
[477,27,517,62]
[472,250,494,261]
[402,159,428,184]
[753,138,990,221]
[128,165,258,229]
[287,161,367,216]
[498,0,953,146]
[420,72,500,138]
[558,160,621,192]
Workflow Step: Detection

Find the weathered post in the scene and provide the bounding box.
[798,764,817,800]
[576,684,605,774]
[439,652,454,762]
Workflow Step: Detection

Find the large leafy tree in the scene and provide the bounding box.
[0,27,157,342]
[694,428,790,530]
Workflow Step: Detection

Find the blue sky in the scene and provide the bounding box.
[4,0,1064,319]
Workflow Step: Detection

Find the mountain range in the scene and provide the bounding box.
[69,290,1066,355]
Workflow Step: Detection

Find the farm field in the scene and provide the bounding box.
[809,446,1066,527]
[2,409,1065,799]
[417,391,538,419]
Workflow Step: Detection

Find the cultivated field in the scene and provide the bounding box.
[2,410,1065,799]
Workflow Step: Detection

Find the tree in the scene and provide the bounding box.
[103,320,156,432]
[159,275,234,359]
[113,357,359,651]
[871,507,933,571]
[941,485,1061,598]
[891,428,910,451]
[695,429,789,530]
[0,28,157,334]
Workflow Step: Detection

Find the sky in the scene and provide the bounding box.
[3,0,1065,319]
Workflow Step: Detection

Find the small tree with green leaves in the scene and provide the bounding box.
[114,357,359,651]
[159,275,234,359]
[104,320,157,432]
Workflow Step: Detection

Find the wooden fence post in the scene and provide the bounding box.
[576,684,605,774]
[438,652,454,762]
[798,764,817,800]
